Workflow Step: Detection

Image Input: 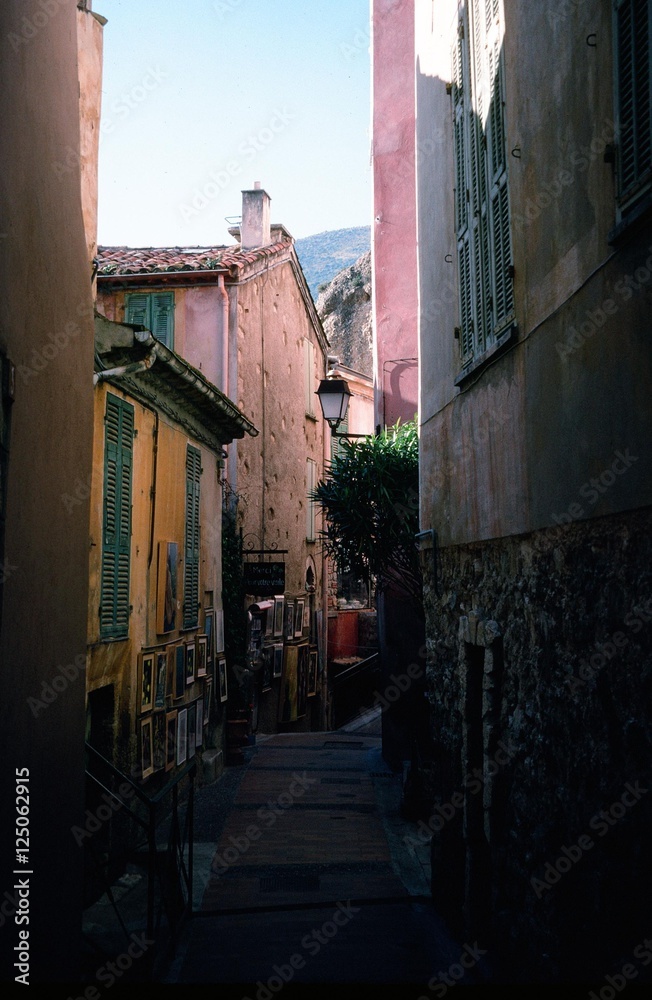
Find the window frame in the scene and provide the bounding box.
[452,0,516,381]
[125,290,175,350]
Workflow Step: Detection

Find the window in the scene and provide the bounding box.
[614,0,651,206]
[306,457,317,541]
[330,412,348,462]
[183,445,201,629]
[125,292,175,350]
[100,393,133,639]
[452,0,513,370]
[304,338,316,417]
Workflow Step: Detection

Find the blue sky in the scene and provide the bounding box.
[96,0,371,247]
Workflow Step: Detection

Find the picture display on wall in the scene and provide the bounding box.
[156,541,178,634]
[187,703,196,759]
[218,658,228,703]
[215,609,224,654]
[294,599,305,639]
[273,643,284,679]
[204,676,213,722]
[296,641,309,719]
[174,644,185,699]
[165,711,177,771]
[166,645,176,697]
[196,699,203,746]
[139,652,154,713]
[278,644,298,723]
[154,650,167,709]
[284,601,295,641]
[177,708,187,765]
[153,711,166,770]
[140,717,154,779]
[308,648,318,697]
[185,641,195,686]
[204,608,215,667]
[196,634,208,678]
[273,595,285,637]
[261,646,272,692]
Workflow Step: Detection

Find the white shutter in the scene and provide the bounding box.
[304,338,315,416]
[306,458,316,541]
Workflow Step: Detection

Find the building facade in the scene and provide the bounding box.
[371,0,419,431]
[0,0,105,983]
[96,187,330,738]
[415,0,652,980]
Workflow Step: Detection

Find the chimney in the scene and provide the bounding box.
[241,182,271,249]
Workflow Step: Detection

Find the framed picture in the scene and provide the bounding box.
[154,650,167,709]
[166,645,176,697]
[261,646,272,692]
[187,703,196,759]
[278,644,298,723]
[297,641,309,719]
[218,657,228,703]
[215,609,225,654]
[153,711,167,770]
[273,643,284,679]
[174,644,185,699]
[140,717,154,779]
[294,598,305,639]
[273,595,285,637]
[196,698,203,746]
[204,676,213,722]
[264,606,273,637]
[204,608,215,668]
[139,651,154,713]
[284,601,295,641]
[156,541,178,634]
[185,641,195,686]
[177,708,187,766]
[196,634,208,678]
[165,710,178,771]
[308,648,318,697]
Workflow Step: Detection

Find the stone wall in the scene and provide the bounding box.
[421,507,652,982]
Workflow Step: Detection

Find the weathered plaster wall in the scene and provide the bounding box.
[417,0,652,548]
[0,0,96,981]
[372,0,419,430]
[77,5,104,271]
[87,383,226,778]
[231,257,327,731]
[415,0,652,980]
[96,284,224,388]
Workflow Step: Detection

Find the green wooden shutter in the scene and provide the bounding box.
[100,394,133,639]
[616,0,652,197]
[125,293,150,328]
[152,292,174,349]
[183,445,201,629]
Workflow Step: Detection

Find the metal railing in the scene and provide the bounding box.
[330,651,381,728]
[84,743,195,975]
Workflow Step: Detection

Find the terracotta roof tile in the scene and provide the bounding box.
[97,240,292,278]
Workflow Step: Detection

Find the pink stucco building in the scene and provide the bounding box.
[371,0,419,431]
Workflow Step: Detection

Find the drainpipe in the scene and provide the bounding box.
[218,274,229,397]
[93,348,157,385]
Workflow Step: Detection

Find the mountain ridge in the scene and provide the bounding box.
[294,225,371,300]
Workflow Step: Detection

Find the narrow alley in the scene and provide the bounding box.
[157,714,490,991]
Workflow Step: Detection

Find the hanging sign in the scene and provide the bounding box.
[243,562,285,595]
